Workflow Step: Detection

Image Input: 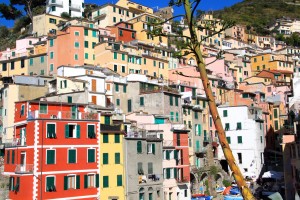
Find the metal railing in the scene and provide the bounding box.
[48,0,63,6]
[138,174,162,184]
[28,110,98,120]
[15,164,34,174]
[4,138,26,148]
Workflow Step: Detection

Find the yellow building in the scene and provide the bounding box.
[250,53,294,75]
[127,13,168,46]
[32,14,66,36]
[100,114,126,200]
[94,41,170,79]
[115,0,153,14]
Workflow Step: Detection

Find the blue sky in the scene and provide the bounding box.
[0,0,242,27]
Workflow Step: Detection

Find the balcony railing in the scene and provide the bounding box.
[101,124,122,132]
[15,164,34,174]
[28,110,98,121]
[4,138,26,148]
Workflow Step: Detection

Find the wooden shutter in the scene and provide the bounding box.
[76,125,80,138]
[152,144,155,154]
[84,175,88,188]
[88,149,95,163]
[137,141,142,153]
[64,176,68,190]
[65,125,69,138]
[92,79,97,92]
[11,150,15,164]
[76,175,80,189]
[117,175,122,186]
[96,174,99,188]
[92,96,97,104]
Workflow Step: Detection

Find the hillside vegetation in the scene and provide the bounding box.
[214,0,300,35]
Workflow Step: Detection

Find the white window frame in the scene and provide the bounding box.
[87,173,96,188]
[87,148,96,163]
[67,174,76,189]
[147,144,152,154]
[74,31,80,36]
[46,149,56,164]
[45,175,56,192]
[87,124,95,138]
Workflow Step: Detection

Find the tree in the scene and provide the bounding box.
[149,1,255,199]
[0,0,45,22]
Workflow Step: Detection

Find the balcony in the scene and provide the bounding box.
[94,12,107,20]
[192,105,203,112]
[48,0,63,7]
[15,164,33,174]
[101,124,122,132]
[138,174,161,184]
[28,110,99,121]
[70,4,81,11]
[4,138,26,148]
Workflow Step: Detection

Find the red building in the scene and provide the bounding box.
[109,21,137,43]
[173,129,190,184]
[4,100,100,199]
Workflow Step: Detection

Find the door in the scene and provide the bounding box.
[20,152,26,172]
[92,79,97,92]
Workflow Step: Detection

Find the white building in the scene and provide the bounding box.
[217,105,265,180]
[46,0,84,18]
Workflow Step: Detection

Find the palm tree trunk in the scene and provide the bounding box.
[182,1,255,199]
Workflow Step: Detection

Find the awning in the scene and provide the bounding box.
[178,184,188,190]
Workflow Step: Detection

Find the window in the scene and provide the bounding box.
[148,162,153,174]
[275,120,279,130]
[68,149,76,164]
[20,104,25,116]
[147,143,156,154]
[46,149,55,164]
[237,153,242,164]
[114,64,118,72]
[226,137,231,144]
[113,17,116,23]
[123,85,127,93]
[29,58,33,66]
[113,7,116,12]
[51,6,56,11]
[92,30,97,37]
[84,29,88,36]
[64,175,80,190]
[11,150,15,164]
[10,61,14,70]
[50,52,54,59]
[237,122,242,130]
[225,123,230,131]
[175,97,179,106]
[122,53,126,61]
[132,32,135,39]
[119,30,123,36]
[115,134,120,143]
[65,124,80,138]
[170,112,174,121]
[117,175,122,186]
[46,176,56,192]
[84,41,89,48]
[169,96,173,105]
[21,59,25,68]
[138,162,144,174]
[274,109,278,118]
[115,84,119,91]
[103,153,108,164]
[137,141,142,153]
[115,153,120,164]
[103,176,109,188]
[128,99,132,112]
[140,97,144,106]
[74,31,80,36]
[2,63,7,71]
[92,42,96,49]
[40,104,48,114]
[103,133,109,143]
[84,174,98,188]
[9,177,14,191]
[47,124,56,138]
[104,116,110,125]
[238,136,243,144]
[84,53,89,59]
[153,60,156,67]
[49,39,54,47]
[113,52,118,60]
[223,110,228,117]
[74,42,80,48]
[116,99,120,106]
[195,112,198,119]
[88,149,95,163]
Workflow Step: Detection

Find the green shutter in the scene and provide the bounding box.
[238,136,243,144]
[174,168,177,179]
[76,175,80,189]
[137,141,142,153]
[140,97,144,106]
[96,174,99,188]
[103,153,108,164]
[104,116,110,125]
[115,153,120,164]
[11,150,15,164]
[226,137,231,144]
[65,125,69,138]
[175,97,179,106]
[103,176,109,188]
[68,149,76,163]
[166,150,170,160]
[169,96,173,105]
[117,175,122,186]
[166,168,171,179]
[47,150,55,164]
[274,109,278,118]
[64,176,68,190]
[174,150,178,159]
[88,149,95,163]
[196,141,200,152]
[46,177,55,191]
[76,125,80,138]
[152,144,155,154]
[198,124,202,136]
[103,133,109,143]
[123,85,127,93]
[84,175,88,188]
[223,110,228,117]
[114,134,120,143]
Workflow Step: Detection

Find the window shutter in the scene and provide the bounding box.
[76,175,80,189]
[64,176,68,190]
[103,153,108,164]
[174,168,177,179]
[137,141,142,153]
[174,150,178,160]
[68,149,76,163]
[65,125,69,138]
[47,150,55,164]
[148,162,153,174]
[152,144,155,154]
[115,153,120,164]
[117,175,122,186]
[60,81,62,89]
[166,168,171,179]
[88,149,95,163]
[84,175,88,188]
[12,150,15,164]
[96,174,99,188]
[76,125,80,138]
[166,150,170,160]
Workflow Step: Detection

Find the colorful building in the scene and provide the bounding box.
[4,100,100,199]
